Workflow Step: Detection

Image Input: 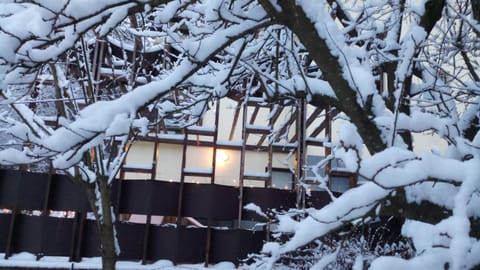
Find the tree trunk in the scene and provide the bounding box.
[271,0,387,155]
[98,176,117,270]
[379,189,480,239]
[473,0,480,23]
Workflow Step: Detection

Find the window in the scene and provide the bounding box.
[271,168,293,190]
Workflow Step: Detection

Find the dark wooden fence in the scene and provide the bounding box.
[0,169,333,265]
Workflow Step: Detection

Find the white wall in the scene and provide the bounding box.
[124,141,295,187]
[123,98,333,185]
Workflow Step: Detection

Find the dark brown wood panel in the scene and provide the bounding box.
[48,174,90,212]
[0,168,345,265]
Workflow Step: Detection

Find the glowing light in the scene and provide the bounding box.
[216,150,229,163]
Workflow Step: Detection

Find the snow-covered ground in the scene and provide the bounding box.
[0,253,238,269]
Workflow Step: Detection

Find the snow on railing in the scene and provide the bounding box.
[122,164,153,170]
[183,167,213,174]
[186,126,216,132]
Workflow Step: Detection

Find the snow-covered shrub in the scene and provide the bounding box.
[248,218,414,269]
